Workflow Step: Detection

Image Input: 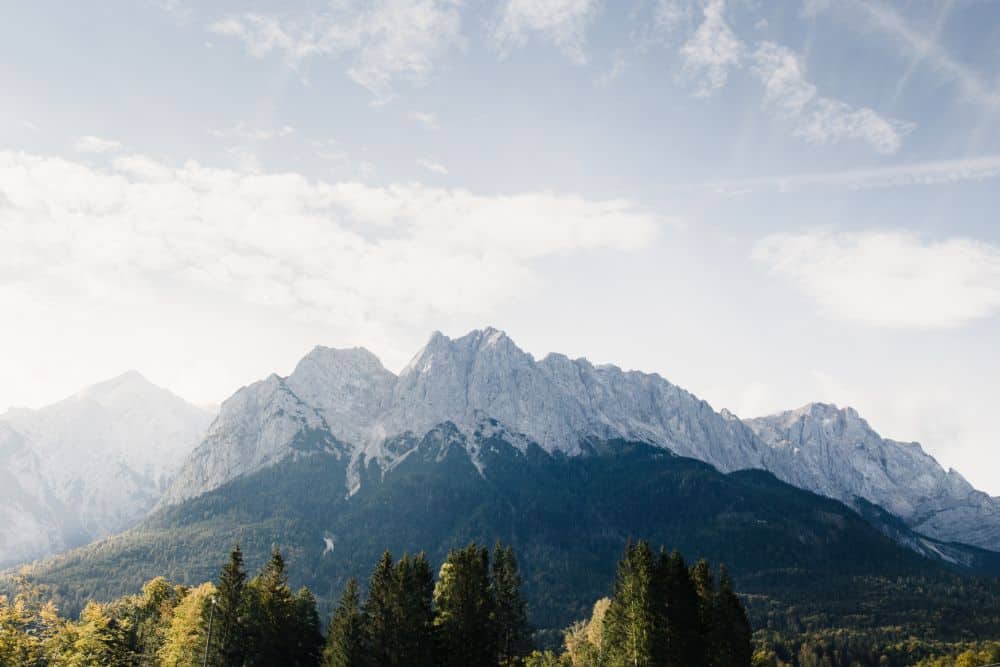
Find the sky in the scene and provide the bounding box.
[2,0,1000,493]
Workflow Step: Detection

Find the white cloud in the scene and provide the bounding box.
[594,51,628,86]
[155,0,193,22]
[493,0,598,64]
[417,158,448,175]
[73,136,123,154]
[752,42,914,154]
[655,0,696,36]
[752,230,1000,328]
[682,154,1000,194]
[409,111,440,130]
[674,2,913,153]
[679,0,744,97]
[0,150,662,334]
[209,1,463,100]
[210,122,296,141]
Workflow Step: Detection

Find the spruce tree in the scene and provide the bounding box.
[491,542,531,665]
[714,566,752,667]
[364,550,401,666]
[251,547,298,665]
[603,541,656,667]
[396,553,436,667]
[216,544,248,667]
[433,543,496,667]
[690,559,717,667]
[323,579,367,667]
[292,587,324,666]
[658,550,701,667]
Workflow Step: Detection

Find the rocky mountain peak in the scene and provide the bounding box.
[0,373,212,566]
[293,345,389,377]
[74,370,179,408]
[286,345,395,445]
[401,327,526,376]
[156,328,1000,553]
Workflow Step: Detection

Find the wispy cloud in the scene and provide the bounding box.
[409,111,440,130]
[154,0,193,23]
[677,154,1000,194]
[210,1,464,101]
[493,0,599,64]
[675,0,913,153]
[417,158,448,175]
[753,230,1000,328]
[678,0,744,96]
[210,122,296,141]
[751,42,915,154]
[73,136,123,154]
[655,0,696,36]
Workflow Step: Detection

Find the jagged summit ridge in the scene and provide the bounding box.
[747,402,1000,549]
[165,327,776,504]
[160,328,1000,552]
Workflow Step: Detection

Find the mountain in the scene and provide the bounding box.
[162,328,772,504]
[0,372,213,565]
[0,423,68,566]
[747,403,1000,551]
[14,329,1000,638]
[16,428,1000,638]
[160,328,999,553]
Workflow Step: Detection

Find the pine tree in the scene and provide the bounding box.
[215,544,248,667]
[250,547,298,665]
[714,566,752,667]
[491,541,531,665]
[364,550,401,666]
[690,559,717,667]
[433,543,496,667]
[658,550,701,667]
[602,541,656,667]
[396,553,436,667]
[292,587,324,666]
[322,579,367,667]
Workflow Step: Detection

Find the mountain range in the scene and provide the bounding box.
[158,327,1000,552]
[5,327,1000,635]
[0,372,212,566]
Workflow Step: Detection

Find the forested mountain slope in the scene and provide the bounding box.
[17,432,1000,637]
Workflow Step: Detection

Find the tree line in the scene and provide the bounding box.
[0,545,323,666]
[526,540,752,666]
[0,540,756,666]
[0,541,531,667]
[323,542,531,667]
[752,629,1000,667]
